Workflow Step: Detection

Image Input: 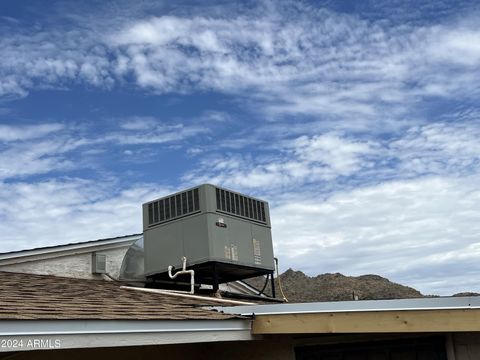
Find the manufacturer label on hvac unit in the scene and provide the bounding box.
[216,217,227,228]
[225,245,238,261]
[253,238,262,264]
[231,245,239,261]
[224,245,231,259]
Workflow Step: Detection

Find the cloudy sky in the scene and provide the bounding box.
[1,0,480,295]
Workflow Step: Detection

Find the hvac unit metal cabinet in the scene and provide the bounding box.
[143,184,275,286]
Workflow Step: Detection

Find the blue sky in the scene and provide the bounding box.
[1,0,480,295]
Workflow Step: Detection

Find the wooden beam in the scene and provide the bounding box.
[252,309,480,334]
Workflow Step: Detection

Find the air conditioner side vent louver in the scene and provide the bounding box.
[147,188,200,227]
[215,187,267,224]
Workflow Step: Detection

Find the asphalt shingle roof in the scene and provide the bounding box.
[0,271,239,320]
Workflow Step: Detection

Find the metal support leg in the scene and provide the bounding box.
[270,272,276,298]
[212,263,219,293]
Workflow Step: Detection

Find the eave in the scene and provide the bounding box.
[214,296,480,335]
[0,319,254,352]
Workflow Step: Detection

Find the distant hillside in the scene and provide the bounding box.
[246,268,423,302]
[453,292,480,297]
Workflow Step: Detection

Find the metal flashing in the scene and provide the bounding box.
[0,319,252,336]
[213,296,480,316]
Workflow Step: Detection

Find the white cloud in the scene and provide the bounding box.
[0,120,210,181]
[183,132,376,191]
[107,123,208,145]
[427,27,480,66]
[200,111,231,123]
[184,121,480,193]
[0,119,215,250]
[292,134,376,176]
[0,123,64,142]
[104,4,480,121]
[0,2,479,126]
[272,174,480,295]
[391,122,480,176]
[0,138,79,180]
[0,179,171,251]
[0,25,113,98]
[120,117,158,131]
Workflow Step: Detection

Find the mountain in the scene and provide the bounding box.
[245,269,423,302]
[453,292,480,297]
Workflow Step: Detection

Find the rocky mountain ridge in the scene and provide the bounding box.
[246,269,426,302]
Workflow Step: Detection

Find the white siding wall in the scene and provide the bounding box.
[0,246,130,280]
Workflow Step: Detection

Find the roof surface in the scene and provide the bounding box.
[0,271,239,320]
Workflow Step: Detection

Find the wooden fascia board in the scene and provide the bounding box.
[252,309,480,334]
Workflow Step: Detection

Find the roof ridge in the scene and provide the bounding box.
[0,233,142,256]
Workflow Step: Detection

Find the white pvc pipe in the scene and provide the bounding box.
[168,256,195,294]
[120,286,255,305]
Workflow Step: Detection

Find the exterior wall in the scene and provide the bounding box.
[0,343,202,360]
[208,339,295,360]
[451,332,480,360]
[0,246,130,280]
[0,339,295,360]
[4,333,480,360]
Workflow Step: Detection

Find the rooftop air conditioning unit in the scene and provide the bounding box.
[143,184,274,290]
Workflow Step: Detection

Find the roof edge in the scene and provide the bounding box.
[213,295,480,316]
[0,234,142,263]
[0,319,254,352]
